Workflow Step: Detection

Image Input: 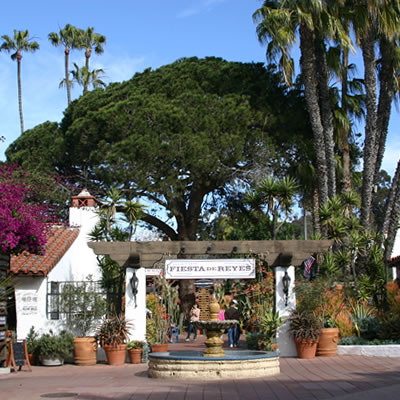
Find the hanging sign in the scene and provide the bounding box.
[145,268,162,276]
[165,258,255,280]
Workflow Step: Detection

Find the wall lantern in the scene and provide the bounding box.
[130,269,139,308]
[282,270,291,307]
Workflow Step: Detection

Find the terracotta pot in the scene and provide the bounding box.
[28,353,36,366]
[74,337,97,366]
[103,344,127,365]
[128,348,143,364]
[295,338,318,359]
[150,343,168,353]
[317,328,339,357]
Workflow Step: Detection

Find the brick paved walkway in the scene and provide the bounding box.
[1,335,399,400]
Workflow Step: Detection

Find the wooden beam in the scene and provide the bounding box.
[88,240,333,268]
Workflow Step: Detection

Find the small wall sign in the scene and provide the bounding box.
[165,258,255,280]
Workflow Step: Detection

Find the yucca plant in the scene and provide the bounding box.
[97,314,133,346]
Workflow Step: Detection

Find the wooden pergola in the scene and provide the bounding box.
[88,240,333,268]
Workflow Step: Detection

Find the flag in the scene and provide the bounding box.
[303,256,315,279]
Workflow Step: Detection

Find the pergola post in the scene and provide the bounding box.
[275,266,296,357]
[125,267,147,341]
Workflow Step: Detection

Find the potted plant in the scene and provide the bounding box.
[26,326,39,365]
[96,314,133,365]
[36,330,74,366]
[59,276,107,366]
[295,277,343,357]
[288,310,321,358]
[127,340,145,364]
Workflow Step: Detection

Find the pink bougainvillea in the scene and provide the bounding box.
[0,163,53,255]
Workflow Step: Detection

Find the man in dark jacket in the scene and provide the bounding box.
[225,300,241,347]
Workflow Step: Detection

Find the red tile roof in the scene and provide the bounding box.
[388,255,400,265]
[10,225,80,276]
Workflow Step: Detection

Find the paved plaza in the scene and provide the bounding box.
[1,335,400,400]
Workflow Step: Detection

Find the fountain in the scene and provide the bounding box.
[148,298,280,379]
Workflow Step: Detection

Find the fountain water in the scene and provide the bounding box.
[148,298,280,379]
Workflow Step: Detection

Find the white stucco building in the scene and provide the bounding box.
[10,190,102,339]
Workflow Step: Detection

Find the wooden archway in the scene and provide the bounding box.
[88,240,333,268]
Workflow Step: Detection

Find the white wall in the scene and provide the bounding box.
[391,230,400,259]
[15,206,101,340]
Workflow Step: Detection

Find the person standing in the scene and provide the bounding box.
[185,303,200,341]
[225,300,241,347]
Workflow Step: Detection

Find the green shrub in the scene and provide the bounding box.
[37,330,74,359]
[127,340,145,350]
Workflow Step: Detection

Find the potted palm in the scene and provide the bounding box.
[36,330,74,366]
[127,340,145,364]
[26,326,39,365]
[96,314,133,365]
[288,310,321,358]
[59,276,107,366]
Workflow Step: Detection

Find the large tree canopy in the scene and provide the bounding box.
[7,57,311,240]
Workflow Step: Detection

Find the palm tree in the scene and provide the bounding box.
[0,30,39,134]
[70,63,106,94]
[351,1,400,230]
[245,176,298,239]
[253,1,350,212]
[48,24,80,105]
[77,27,106,93]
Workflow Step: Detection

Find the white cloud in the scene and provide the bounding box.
[100,54,147,84]
[177,8,199,19]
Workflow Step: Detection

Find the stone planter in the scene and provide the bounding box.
[40,356,64,366]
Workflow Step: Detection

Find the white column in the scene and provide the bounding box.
[125,267,146,341]
[392,266,397,281]
[275,266,297,357]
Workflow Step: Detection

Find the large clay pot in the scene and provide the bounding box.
[103,344,127,365]
[150,343,168,353]
[74,337,97,366]
[128,349,143,364]
[317,328,339,357]
[295,339,318,359]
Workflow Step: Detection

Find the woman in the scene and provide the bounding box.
[185,303,200,341]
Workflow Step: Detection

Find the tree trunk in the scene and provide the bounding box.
[340,46,352,192]
[84,48,91,94]
[315,37,336,198]
[383,160,400,234]
[300,25,329,209]
[360,32,379,231]
[374,38,395,185]
[17,55,24,134]
[384,160,400,261]
[311,185,321,235]
[65,47,71,105]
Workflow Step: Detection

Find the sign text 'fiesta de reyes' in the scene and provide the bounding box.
[165,258,256,280]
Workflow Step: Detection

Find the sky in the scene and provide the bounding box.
[0,0,399,178]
